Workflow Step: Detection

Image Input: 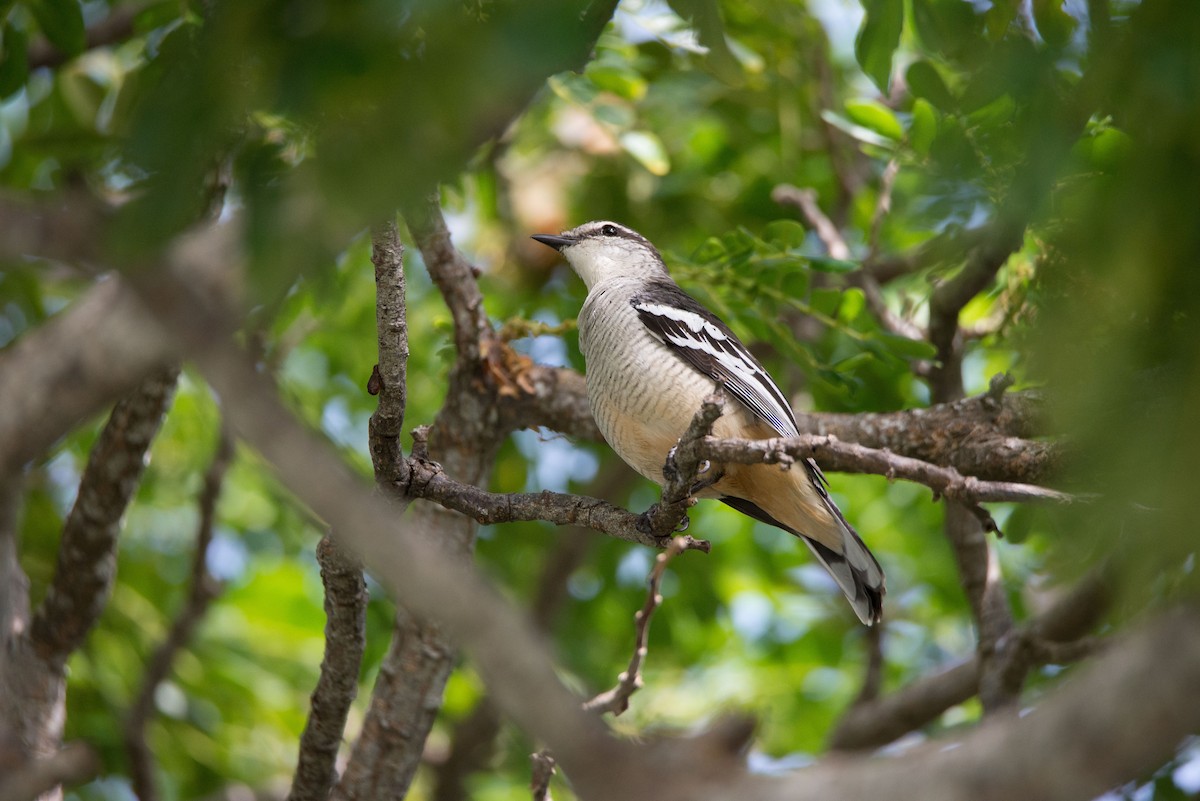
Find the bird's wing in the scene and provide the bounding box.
[631,280,800,438]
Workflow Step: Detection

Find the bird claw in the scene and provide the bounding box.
[661,446,681,483]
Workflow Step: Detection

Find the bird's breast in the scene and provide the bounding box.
[579,282,730,484]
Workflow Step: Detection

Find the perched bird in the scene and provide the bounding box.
[533,221,885,624]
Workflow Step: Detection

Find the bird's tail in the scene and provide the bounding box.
[801,535,884,626]
[720,488,886,626]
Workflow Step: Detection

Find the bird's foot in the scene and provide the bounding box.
[662,446,681,484]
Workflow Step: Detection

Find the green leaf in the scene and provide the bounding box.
[820,109,894,148]
[873,332,938,360]
[965,93,1016,127]
[762,219,807,250]
[854,0,903,93]
[808,257,858,274]
[1032,0,1077,47]
[586,63,647,101]
[26,0,86,57]
[911,0,982,60]
[906,60,956,110]
[984,0,1019,40]
[619,130,670,176]
[844,99,904,141]
[909,98,938,156]
[0,22,29,98]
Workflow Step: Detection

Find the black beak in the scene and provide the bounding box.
[531,233,577,252]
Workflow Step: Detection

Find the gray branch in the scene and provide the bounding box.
[30,366,180,667]
[286,537,368,801]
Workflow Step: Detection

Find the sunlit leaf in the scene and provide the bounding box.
[820,110,894,148]
[619,130,670,175]
[586,63,647,101]
[845,99,904,141]
[910,98,938,155]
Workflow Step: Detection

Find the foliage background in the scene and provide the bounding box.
[1,0,1198,799]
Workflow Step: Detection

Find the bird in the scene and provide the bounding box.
[532,221,885,624]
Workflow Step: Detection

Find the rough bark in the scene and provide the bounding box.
[0,369,177,801]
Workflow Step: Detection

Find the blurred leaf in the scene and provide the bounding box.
[984,0,1019,40]
[911,0,982,61]
[586,63,647,101]
[820,109,895,147]
[872,332,938,360]
[619,130,670,175]
[855,0,903,93]
[965,93,1016,127]
[0,22,28,98]
[807,256,859,273]
[1032,0,1077,48]
[844,98,904,141]
[762,219,807,250]
[26,0,85,57]
[906,60,956,110]
[910,98,938,155]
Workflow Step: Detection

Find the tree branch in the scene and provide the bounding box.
[404,198,492,362]
[765,606,1199,801]
[286,537,368,801]
[697,433,1071,508]
[29,366,179,667]
[0,742,99,801]
[0,278,176,477]
[290,221,402,801]
[366,219,410,486]
[334,200,506,801]
[583,537,688,716]
[771,184,850,260]
[530,751,557,801]
[636,391,728,538]
[927,225,1025,403]
[125,425,233,801]
[794,387,1053,469]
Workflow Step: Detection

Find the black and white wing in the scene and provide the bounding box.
[631,280,800,438]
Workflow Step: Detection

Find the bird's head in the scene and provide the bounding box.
[532,221,669,289]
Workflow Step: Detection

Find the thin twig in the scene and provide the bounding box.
[404,198,491,362]
[529,751,557,801]
[583,537,689,716]
[772,184,851,260]
[125,424,233,801]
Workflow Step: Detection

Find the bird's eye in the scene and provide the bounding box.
[601,224,618,236]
